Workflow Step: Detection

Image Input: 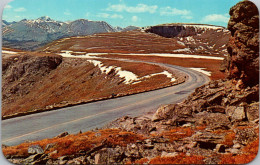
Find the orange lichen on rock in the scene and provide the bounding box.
[149,153,205,164]
[160,127,195,142]
[2,129,145,159]
[219,138,259,164]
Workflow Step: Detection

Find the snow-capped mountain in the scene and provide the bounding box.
[2,20,16,27]
[114,26,123,32]
[2,16,130,50]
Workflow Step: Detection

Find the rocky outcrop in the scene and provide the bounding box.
[103,79,259,164]
[2,53,62,99]
[223,0,259,87]
[2,54,62,107]
[145,24,226,38]
[145,23,230,56]
[108,80,259,132]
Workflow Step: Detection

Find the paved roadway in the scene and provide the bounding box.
[2,63,210,146]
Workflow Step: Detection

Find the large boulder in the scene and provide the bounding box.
[152,104,175,121]
[223,0,259,87]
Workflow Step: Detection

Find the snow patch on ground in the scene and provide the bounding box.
[189,68,211,76]
[183,25,223,30]
[59,51,224,60]
[142,71,176,82]
[177,41,185,46]
[173,48,191,53]
[2,50,18,54]
[87,59,138,84]
[59,50,107,59]
[57,38,70,43]
[87,60,176,84]
[186,36,195,42]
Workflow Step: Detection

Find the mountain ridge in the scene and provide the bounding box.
[2,16,140,50]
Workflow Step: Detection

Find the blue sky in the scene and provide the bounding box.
[3,0,241,28]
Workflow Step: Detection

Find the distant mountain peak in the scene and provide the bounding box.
[2,17,140,50]
[36,16,53,22]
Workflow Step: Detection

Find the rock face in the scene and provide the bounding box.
[223,1,259,87]
[2,53,62,108]
[145,23,230,56]
[145,24,226,38]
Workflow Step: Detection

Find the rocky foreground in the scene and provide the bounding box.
[2,1,259,164]
[3,79,259,164]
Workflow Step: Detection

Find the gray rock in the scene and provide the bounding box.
[67,156,89,165]
[182,123,192,127]
[246,102,259,122]
[161,151,178,157]
[28,145,44,154]
[55,132,69,138]
[58,156,70,165]
[25,154,43,163]
[225,106,236,117]
[94,147,126,164]
[44,143,56,151]
[209,81,219,88]
[95,133,102,137]
[94,153,101,164]
[231,107,246,122]
[194,111,231,129]
[152,104,175,121]
[226,148,240,155]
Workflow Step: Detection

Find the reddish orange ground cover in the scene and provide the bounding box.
[2,129,146,159]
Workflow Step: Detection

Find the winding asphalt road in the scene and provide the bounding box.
[2,62,210,146]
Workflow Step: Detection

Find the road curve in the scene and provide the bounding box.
[2,62,210,146]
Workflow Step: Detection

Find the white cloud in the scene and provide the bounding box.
[4,5,12,9]
[182,15,193,19]
[97,13,123,19]
[14,7,26,12]
[132,16,139,22]
[160,7,191,16]
[106,3,157,14]
[64,11,71,15]
[110,14,123,19]
[97,13,110,18]
[202,14,229,23]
